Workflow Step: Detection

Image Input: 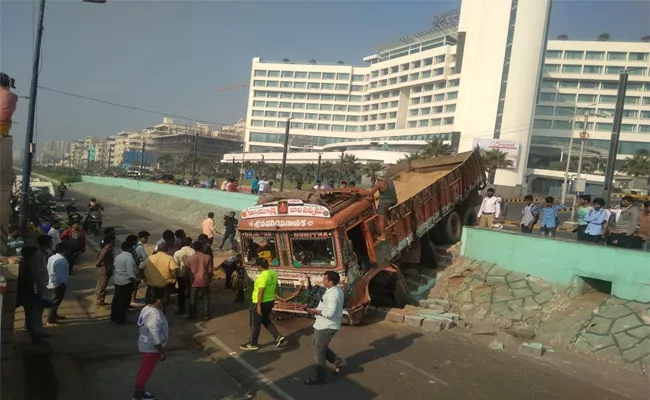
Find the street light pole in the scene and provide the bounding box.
[239,143,245,182]
[602,70,629,206]
[560,103,596,206]
[279,118,292,191]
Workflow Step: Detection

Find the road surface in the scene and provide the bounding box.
[46,188,648,400]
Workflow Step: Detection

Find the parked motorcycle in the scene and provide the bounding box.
[85,210,103,234]
[66,200,83,226]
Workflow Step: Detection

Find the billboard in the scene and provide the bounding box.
[472,138,520,169]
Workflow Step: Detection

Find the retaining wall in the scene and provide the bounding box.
[460,228,650,303]
[81,176,258,211]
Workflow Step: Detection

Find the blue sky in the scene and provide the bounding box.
[1,0,648,148]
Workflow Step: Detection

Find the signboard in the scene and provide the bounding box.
[241,199,331,220]
[247,219,314,229]
[472,138,520,169]
[289,232,332,239]
[575,178,587,193]
[245,169,254,180]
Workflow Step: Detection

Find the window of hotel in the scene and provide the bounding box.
[448,79,460,87]
[290,121,304,129]
[401,63,410,71]
[411,60,421,69]
[422,95,432,103]
[544,64,560,72]
[597,123,613,131]
[642,111,650,119]
[599,95,617,103]
[577,94,597,103]
[279,112,291,118]
[331,125,344,132]
[267,70,280,77]
[254,70,267,77]
[351,85,364,92]
[564,51,584,60]
[322,83,335,90]
[605,66,624,74]
[330,114,345,122]
[541,79,557,88]
[627,83,644,91]
[337,73,350,80]
[368,124,376,131]
[305,113,317,120]
[387,123,396,130]
[389,101,398,108]
[644,97,650,105]
[545,50,562,59]
[598,108,614,116]
[291,112,305,119]
[264,111,277,117]
[420,108,431,115]
[640,125,650,133]
[280,93,293,100]
[533,119,552,129]
[552,120,571,130]
[422,58,433,66]
[535,106,554,115]
[556,93,576,102]
[629,68,648,76]
[308,83,320,89]
[538,93,555,102]
[583,66,602,74]
[432,118,441,126]
[389,111,397,118]
[380,68,389,76]
[432,106,443,114]
[600,81,618,90]
[434,93,445,102]
[253,100,265,107]
[555,106,575,116]
[409,109,419,117]
[408,121,417,128]
[370,103,379,111]
[263,121,275,128]
[348,105,361,111]
[585,51,604,60]
[321,73,334,80]
[317,124,331,131]
[346,115,360,122]
[559,80,579,88]
[630,52,649,61]
[369,82,378,89]
[281,81,292,88]
[446,104,456,112]
[411,97,421,105]
[562,65,582,74]
[281,71,293,78]
[352,74,365,82]
[625,96,640,104]
[435,55,446,64]
[293,103,306,109]
[295,72,308,78]
[420,70,432,79]
[251,120,263,127]
[607,52,627,60]
[580,81,599,89]
[266,101,279,107]
[419,120,429,127]
[334,95,347,102]
[622,110,638,119]
[371,71,379,78]
[319,114,332,121]
[447,91,458,100]
[433,68,444,76]
[320,104,334,111]
[279,102,292,108]
[350,95,363,102]
[309,72,322,79]
[253,80,265,87]
[345,126,359,132]
[252,110,264,117]
[293,82,307,89]
[443,117,454,125]
[307,94,319,100]
[303,123,316,130]
[267,92,279,98]
[434,82,446,90]
[307,104,319,110]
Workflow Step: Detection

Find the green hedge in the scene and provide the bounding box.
[32,167,82,184]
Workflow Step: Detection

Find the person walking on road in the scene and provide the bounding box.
[186,242,214,321]
[60,222,86,275]
[608,196,641,249]
[575,195,593,242]
[133,289,168,400]
[239,258,285,351]
[219,211,239,252]
[173,237,194,315]
[95,235,116,309]
[305,271,347,385]
[201,213,216,247]
[140,243,179,314]
[538,196,564,238]
[635,200,650,251]
[519,195,537,234]
[476,188,501,228]
[131,231,150,305]
[46,242,70,326]
[112,242,138,324]
[583,198,608,244]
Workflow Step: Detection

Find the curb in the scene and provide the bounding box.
[500,220,572,231]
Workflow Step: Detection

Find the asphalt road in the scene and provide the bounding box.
[58,188,648,400]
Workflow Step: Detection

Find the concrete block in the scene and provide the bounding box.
[488,339,504,351]
[365,305,376,317]
[403,305,419,314]
[422,318,445,332]
[519,342,546,357]
[456,320,467,328]
[405,315,424,328]
[473,329,497,336]
[439,312,461,321]
[416,309,445,317]
[387,311,405,324]
[422,315,456,330]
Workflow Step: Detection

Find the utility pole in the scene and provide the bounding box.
[190,130,199,187]
[86,144,92,174]
[239,143,246,182]
[107,145,113,171]
[231,157,236,178]
[261,154,265,176]
[602,70,629,206]
[560,103,597,205]
[338,149,345,186]
[279,118,292,191]
[139,139,146,179]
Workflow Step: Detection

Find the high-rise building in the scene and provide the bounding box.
[229,1,649,190]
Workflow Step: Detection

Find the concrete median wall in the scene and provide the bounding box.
[81,175,258,211]
[460,228,650,303]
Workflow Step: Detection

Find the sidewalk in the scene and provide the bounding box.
[15,249,251,400]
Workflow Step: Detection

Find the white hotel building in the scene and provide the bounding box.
[225,0,650,190]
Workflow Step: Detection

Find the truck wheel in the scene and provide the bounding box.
[461,207,477,227]
[442,211,463,244]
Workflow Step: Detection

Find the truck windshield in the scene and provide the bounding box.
[290,232,336,267]
[242,233,278,265]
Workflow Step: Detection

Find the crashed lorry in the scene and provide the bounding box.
[238,148,486,325]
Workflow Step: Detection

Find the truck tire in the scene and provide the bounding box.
[442,211,463,244]
[461,207,478,227]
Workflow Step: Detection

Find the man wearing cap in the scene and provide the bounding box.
[0,73,18,136]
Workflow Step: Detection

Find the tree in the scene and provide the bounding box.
[480,149,514,184]
[597,32,611,41]
[156,153,174,171]
[301,163,317,183]
[336,60,344,65]
[308,59,317,64]
[420,139,454,158]
[362,162,387,187]
[396,152,424,163]
[264,164,281,181]
[282,58,290,63]
[319,161,336,181]
[284,164,303,183]
[620,150,650,184]
[339,154,361,182]
[642,35,650,43]
[556,34,569,40]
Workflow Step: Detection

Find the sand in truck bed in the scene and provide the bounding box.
[391,169,453,202]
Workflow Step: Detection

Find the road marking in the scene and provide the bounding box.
[195,323,297,400]
[396,359,450,386]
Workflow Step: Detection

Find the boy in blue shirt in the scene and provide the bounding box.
[583,198,608,243]
[539,196,564,238]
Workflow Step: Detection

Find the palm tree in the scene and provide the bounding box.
[284,164,302,183]
[301,163,317,183]
[620,150,650,184]
[396,152,424,163]
[339,154,361,182]
[642,35,650,43]
[264,164,281,180]
[308,59,317,64]
[319,161,336,181]
[420,139,454,158]
[597,32,611,41]
[362,162,387,187]
[156,153,173,171]
[480,149,514,184]
[556,34,569,40]
[336,61,344,65]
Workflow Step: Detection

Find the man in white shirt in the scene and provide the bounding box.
[313,180,324,190]
[305,271,346,385]
[131,231,150,306]
[476,188,501,228]
[112,242,137,324]
[46,242,70,326]
[48,222,61,247]
[173,237,195,315]
[257,175,270,195]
